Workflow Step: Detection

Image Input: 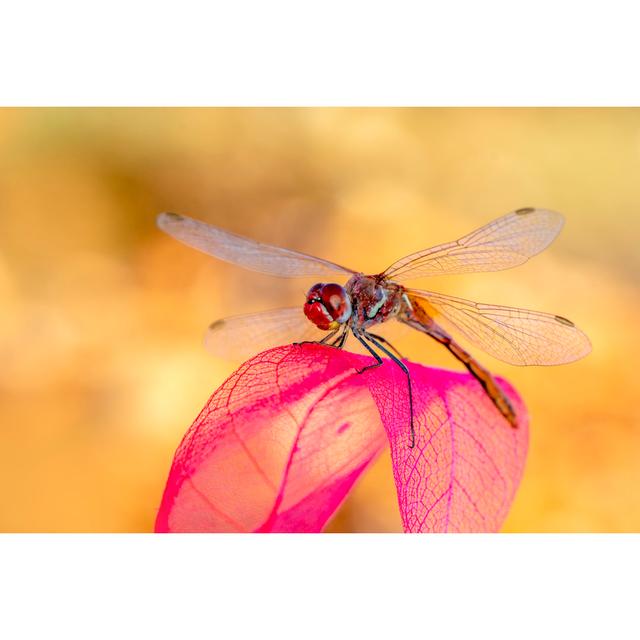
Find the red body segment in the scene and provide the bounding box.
[344,274,404,328]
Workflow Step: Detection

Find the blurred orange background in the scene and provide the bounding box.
[0,108,638,532]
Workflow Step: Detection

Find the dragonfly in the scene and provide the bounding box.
[157,207,591,448]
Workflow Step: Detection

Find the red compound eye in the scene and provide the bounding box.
[320,283,351,323]
[304,301,333,330]
[303,283,352,330]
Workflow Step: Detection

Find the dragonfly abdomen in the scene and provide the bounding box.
[402,296,518,428]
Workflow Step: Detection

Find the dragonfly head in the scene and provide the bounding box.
[304,283,352,330]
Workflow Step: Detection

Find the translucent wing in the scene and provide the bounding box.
[204,307,329,361]
[407,289,592,366]
[157,212,356,278]
[383,208,564,281]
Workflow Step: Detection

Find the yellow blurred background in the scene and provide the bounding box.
[0,108,638,532]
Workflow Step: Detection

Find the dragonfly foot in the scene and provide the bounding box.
[355,362,382,375]
[408,422,416,449]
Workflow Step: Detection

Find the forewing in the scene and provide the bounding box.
[204,307,328,361]
[383,208,564,281]
[157,212,356,278]
[407,289,592,366]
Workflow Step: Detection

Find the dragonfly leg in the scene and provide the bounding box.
[352,330,384,374]
[329,324,350,349]
[294,327,339,348]
[318,328,340,345]
[363,332,415,449]
[354,329,416,449]
[365,332,405,359]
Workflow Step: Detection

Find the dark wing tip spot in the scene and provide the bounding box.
[554,315,575,327]
[515,207,535,215]
[208,319,225,331]
[158,212,183,225]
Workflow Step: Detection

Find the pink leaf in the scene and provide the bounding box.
[155,345,388,532]
[155,344,528,533]
[364,359,529,532]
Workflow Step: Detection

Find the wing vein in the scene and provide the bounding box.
[407,288,591,366]
[383,208,564,281]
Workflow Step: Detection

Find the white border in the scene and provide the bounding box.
[0,534,637,639]
[1,2,640,105]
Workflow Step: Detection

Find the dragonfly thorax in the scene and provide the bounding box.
[304,283,353,330]
[345,274,404,329]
